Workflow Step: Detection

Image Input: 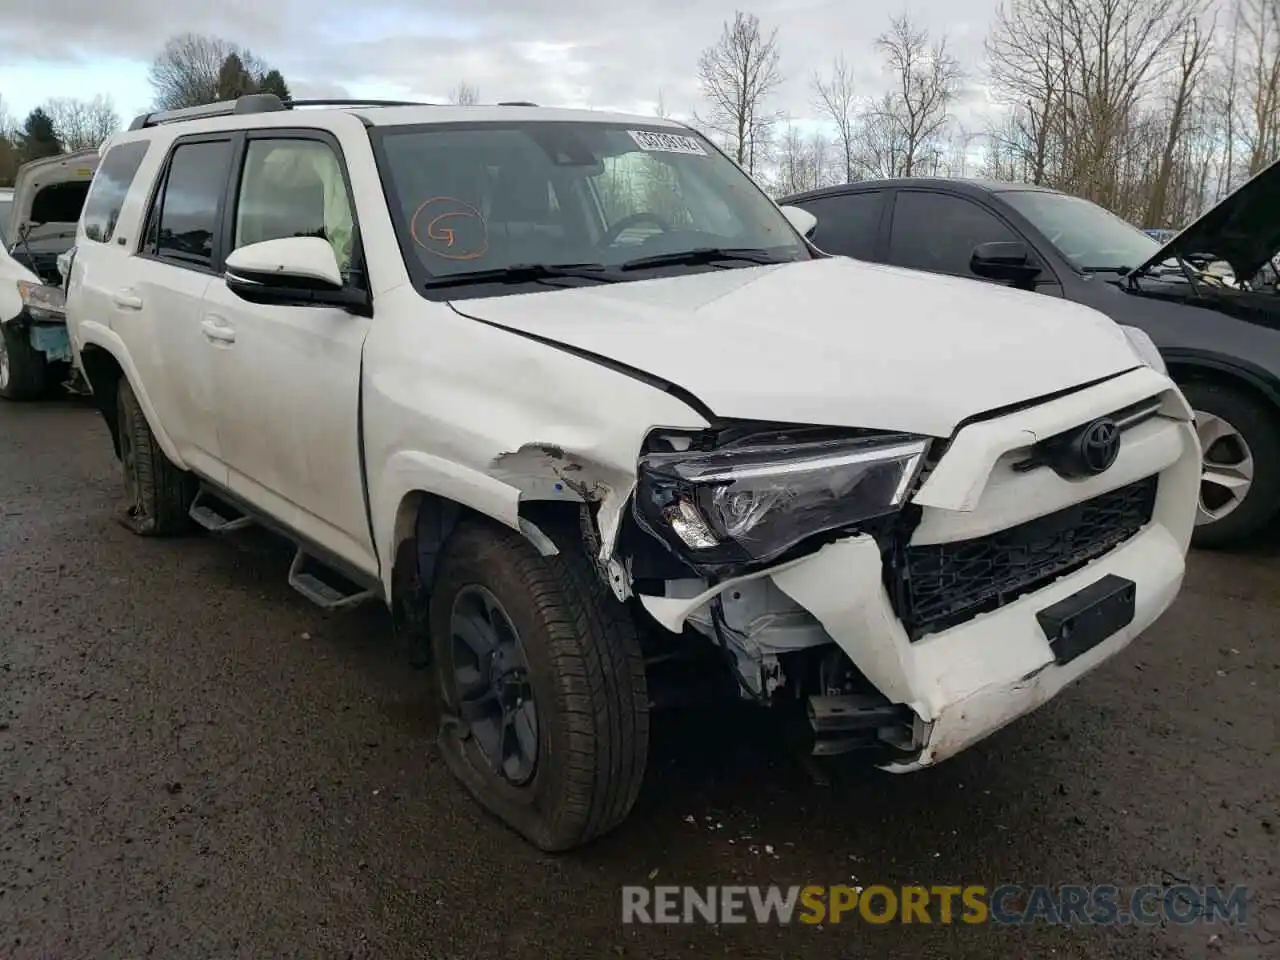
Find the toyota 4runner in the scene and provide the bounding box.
[65,94,1201,851]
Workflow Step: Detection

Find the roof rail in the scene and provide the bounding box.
[128,93,287,130]
[285,98,429,109]
[497,101,539,107]
[128,94,431,130]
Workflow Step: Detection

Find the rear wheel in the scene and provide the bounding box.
[0,322,48,400]
[1181,380,1280,548]
[429,518,649,851]
[116,377,196,536]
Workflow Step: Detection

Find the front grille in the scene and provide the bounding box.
[891,475,1158,640]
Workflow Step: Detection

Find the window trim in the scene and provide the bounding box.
[226,127,368,292]
[81,140,151,246]
[886,188,1059,285]
[138,132,241,276]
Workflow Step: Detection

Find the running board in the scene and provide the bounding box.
[189,489,255,533]
[287,548,376,610]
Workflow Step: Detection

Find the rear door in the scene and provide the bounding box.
[126,135,238,482]
[790,189,888,261]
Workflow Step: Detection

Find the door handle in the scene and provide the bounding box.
[200,318,236,344]
[112,290,143,310]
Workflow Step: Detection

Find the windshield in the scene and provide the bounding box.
[1000,190,1162,273]
[373,121,808,292]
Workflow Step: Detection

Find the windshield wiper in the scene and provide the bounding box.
[422,262,617,289]
[618,247,789,271]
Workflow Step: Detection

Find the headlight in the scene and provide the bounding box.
[1121,326,1167,375]
[635,430,929,573]
[16,280,66,321]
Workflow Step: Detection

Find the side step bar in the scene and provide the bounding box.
[287,548,376,610]
[189,489,255,533]
[189,484,378,611]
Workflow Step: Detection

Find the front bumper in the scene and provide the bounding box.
[772,515,1186,768]
[769,367,1200,769]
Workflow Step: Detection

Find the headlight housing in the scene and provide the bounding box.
[16,280,66,322]
[634,429,929,574]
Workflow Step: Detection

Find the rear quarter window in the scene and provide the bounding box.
[82,141,151,243]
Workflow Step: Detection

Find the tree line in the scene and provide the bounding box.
[703,0,1280,227]
[0,32,292,186]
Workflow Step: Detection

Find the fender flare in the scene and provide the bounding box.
[374,450,546,598]
[1162,348,1280,408]
[75,321,190,470]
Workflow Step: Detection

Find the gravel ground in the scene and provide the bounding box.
[1,397,1276,960]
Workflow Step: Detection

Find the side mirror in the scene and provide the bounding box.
[779,204,817,240]
[970,241,1042,284]
[224,236,365,309]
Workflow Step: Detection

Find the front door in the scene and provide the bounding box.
[202,132,376,575]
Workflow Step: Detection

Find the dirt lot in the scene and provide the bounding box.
[1,397,1276,960]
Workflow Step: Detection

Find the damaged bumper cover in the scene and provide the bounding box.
[636,366,1199,769]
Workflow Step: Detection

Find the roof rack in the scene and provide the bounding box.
[128,94,430,130]
[497,101,539,107]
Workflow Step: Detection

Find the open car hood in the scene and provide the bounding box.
[7,149,98,239]
[1134,156,1280,282]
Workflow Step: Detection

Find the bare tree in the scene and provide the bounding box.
[43,96,120,152]
[862,14,963,178]
[1144,14,1215,225]
[1238,0,1280,176]
[774,118,830,195]
[147,32,273,109]
[811,55,858,182]
[448,82,480,105]
[695,10,784,174]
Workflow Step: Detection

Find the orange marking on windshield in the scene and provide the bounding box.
[410,196,489,260]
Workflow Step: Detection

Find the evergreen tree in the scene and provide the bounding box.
[257,69,291,102]
[216,53,256,100]
[20,108,62,162]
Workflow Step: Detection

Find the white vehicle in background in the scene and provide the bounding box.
[66,94,1199,851]
[0,148,99,399]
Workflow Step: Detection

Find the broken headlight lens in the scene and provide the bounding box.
[16,280,66,321]
[635,432,929,571]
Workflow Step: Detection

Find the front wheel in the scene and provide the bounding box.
[1181,380,1280,549]
[0,322,48,400]
[429,518,649,851]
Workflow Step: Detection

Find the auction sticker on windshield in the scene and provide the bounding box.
[628,130,707,155]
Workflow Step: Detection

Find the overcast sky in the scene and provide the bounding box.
[0,0,998,129]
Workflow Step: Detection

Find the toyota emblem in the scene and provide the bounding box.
[1077,418,1121,475]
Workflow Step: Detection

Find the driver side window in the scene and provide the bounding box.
[888,191,1017,278]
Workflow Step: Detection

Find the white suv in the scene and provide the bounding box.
[65,93,1200,851]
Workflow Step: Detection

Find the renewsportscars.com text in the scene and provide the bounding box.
[621,884,1250,926]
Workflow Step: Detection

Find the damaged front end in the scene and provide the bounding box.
[523,421,938,762]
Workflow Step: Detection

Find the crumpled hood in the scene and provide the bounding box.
[8,149,98,237]
[450,257,1144,438]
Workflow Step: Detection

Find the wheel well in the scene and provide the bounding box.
[79,345,125,457]
[1166,361,1280,425]
[389,491,586,623]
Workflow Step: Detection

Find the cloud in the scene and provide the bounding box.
[0,0,999,123]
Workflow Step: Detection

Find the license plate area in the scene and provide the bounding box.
[1035,574,1136,665]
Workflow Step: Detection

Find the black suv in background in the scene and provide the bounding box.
[781,164,1280,548]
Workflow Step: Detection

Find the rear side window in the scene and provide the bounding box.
[887,191,1017,277]
[82,141,150,243]
[795,192,883,260]
[144,139,234,269]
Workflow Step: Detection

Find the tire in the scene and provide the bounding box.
[1181,379,1280,549]
[0,321,48,400]
[115,377,196,536]
[429,517,649,851]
